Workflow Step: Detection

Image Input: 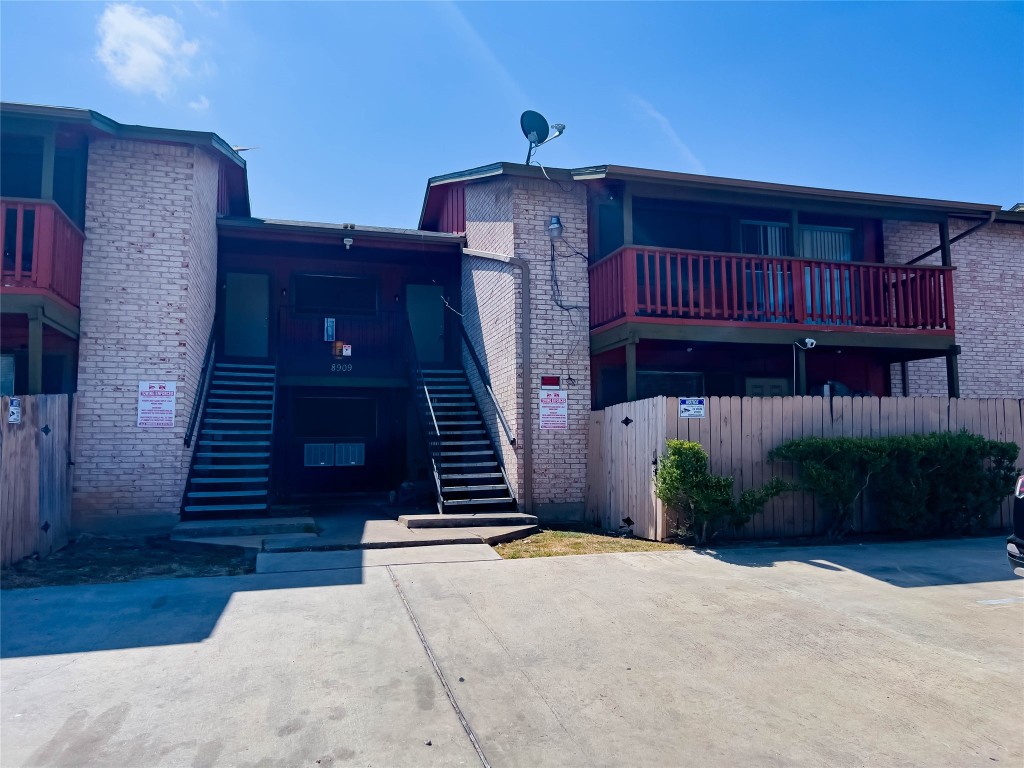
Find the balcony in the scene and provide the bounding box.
[589,246,955,335]
[1,198,85,309]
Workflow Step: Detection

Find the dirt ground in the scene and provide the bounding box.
[493,528,685,559]
[0,533,254,589]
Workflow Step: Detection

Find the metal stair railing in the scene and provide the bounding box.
[458,318,516,447]
[184,326,216,448]
[404,320,446,514]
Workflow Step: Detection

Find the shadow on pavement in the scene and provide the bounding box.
[698,535,1016,588]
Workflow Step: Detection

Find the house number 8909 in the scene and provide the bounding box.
[331,363,353,373]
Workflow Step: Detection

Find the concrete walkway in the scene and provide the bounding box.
[3,536,1022,767]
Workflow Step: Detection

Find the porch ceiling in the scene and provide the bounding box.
[590,319,953,357]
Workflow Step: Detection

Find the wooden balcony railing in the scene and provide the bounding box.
[1,198,85,309]
[589,246,955,333]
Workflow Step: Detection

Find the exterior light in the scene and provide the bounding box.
[547,215,563,241]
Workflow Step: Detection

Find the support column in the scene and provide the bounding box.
[939,219,953,267]
[795,345,807,396]
[40,126,56,201]
[900,361,910,397]
[625,338,637,401]
[28,310,43,394]
[945,344,961,399]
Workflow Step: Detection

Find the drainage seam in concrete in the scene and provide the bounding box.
[387,565,491,768]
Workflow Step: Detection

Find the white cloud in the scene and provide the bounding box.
[628,94,707,174]
[188,95,210,111]
[95,4,199,99]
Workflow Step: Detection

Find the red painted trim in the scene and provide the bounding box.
[589,245,956,335]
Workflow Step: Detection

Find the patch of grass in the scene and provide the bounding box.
[493,529,685,559]
[0,534,254,589]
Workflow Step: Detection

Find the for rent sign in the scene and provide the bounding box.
[138,381,177,429]
[539,390,568,430]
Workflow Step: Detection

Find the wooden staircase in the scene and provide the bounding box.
[181,362,276,518]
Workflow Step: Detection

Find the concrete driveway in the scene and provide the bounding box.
[3,537,1022,767]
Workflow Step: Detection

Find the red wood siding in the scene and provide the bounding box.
[438,184,465,234]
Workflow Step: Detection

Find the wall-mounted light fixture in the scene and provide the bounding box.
[343,237,354,250]
[547,215,563,241]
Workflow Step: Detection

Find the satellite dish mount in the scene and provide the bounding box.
[521,110,565,164]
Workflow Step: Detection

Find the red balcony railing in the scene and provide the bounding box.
[1,198,85,309]
[589,246,955,333]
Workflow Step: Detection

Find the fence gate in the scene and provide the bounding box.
[1,394,73,567]
[586,396,668,540]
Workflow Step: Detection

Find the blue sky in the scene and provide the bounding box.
[2,2,1022,227]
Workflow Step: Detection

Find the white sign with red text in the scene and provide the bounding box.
[538,390,568,430]
[138,381,177,429]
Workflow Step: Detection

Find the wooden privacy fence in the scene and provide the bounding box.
[1,395,74,567]
[587,396,1024,541]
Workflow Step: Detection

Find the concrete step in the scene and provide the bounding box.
[172,517,317,539]
[400,512,536,529]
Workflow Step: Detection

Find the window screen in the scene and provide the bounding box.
[293,274,377,315]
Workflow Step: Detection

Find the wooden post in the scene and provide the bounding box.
[795,344,807,396]
[946,345,961,399]
[939,219,953,267]
[622,187,634,246]
[626,338,637,402]
[40,127,56,201]
[28,310,43,395]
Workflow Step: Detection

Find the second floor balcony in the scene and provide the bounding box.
[589,246,955,335]
[1,197,84,309]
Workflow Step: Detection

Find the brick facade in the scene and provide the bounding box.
[884,218,1024,398]
[463,176,591,521]
[72,140,220,522]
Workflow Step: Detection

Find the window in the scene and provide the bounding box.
[741,220,791,257]
[293,273,377,316]
[799,226,853,262]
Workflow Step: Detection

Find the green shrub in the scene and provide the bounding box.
[872,432,1019,536]
[767,437,888,541]
[655,440,788,546]
[769,431,1020,540]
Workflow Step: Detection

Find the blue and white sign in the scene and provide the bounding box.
[678,397,707,419]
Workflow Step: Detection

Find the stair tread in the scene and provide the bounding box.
[443,485,508,492]
[183,503,269,512]
[186,493,268,499]
[441,473,503,479]
[204,418,273,423]
[201,430,273,435]
[194,464,270,470]
[191,476,269,483]
[195,452,271,458]
[198,440,270,446]
[444,497,515,506]
[216,363,276,370]
[212,371,276,378]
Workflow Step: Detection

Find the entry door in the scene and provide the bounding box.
[224,272,270,358]
[406,284,445,363]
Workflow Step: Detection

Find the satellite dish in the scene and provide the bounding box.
[521,110,550,145]
[520,110,565,164]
